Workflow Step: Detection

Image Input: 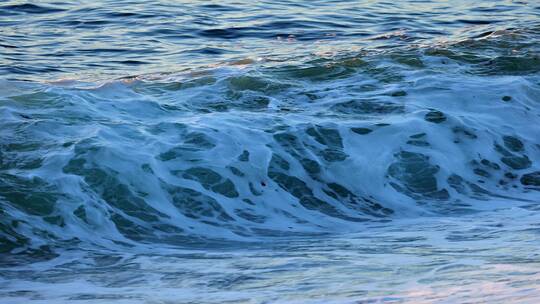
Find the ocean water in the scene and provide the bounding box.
[1,0,540,303]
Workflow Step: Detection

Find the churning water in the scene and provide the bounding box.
[1,1,540,303]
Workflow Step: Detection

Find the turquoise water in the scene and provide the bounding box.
[1,1,540,303]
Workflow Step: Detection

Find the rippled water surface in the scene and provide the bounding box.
[1,0,540,303]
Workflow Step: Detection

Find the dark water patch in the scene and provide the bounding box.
[521,172,540,187]
[331,99,404,115]
[5,66,64,75]
[192,47,227,55]
[227,75,288,93]
[424,110,447,123]
[198,28,253,39]
[0,174,58,217]
[0,43,17,49]
[390,90,407,97]
[503,136,524,152]
[268,170,365,222]
[472,31,495,39]
[61,20,111,28]
[157,132,216,161]
[114,60,149,66]
[199,4,239,12]
[475,56,540,76]
[306,125,343,148]
[103,11,156,19]
[273,63,358,82]
[166,184,234,222]
[452,126,478,140]
[447,174,487,199]
[388,151,449,200]
[0,3,65,15]
[180,167,239,198]
[495,143,531,170]
[407,136,430,147]
[351,127,373,135]
[136,77,217,95]
[235,208,266,223]
[238,150,250,162]
[480,159,501,171]
[457,19,496,25]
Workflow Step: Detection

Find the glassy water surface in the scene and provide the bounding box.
[1,0,540,303]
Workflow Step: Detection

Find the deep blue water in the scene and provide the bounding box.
[1,1,540,303]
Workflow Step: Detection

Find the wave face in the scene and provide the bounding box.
[1,27,540,251]
[1,0,540,303]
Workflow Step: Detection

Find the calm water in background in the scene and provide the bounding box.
[1,1,540,303]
